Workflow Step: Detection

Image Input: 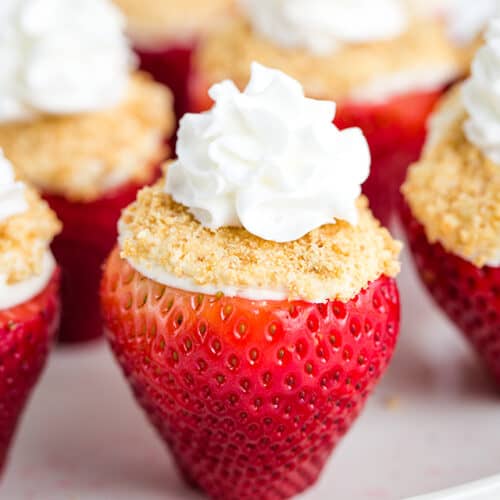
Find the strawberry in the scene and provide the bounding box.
[188,71,444,226]
[101,247,400,499]
[402,205,500,385]
[137,43,195,120]
[0,268,60,472]
[45,174,158,343]
[336,90,444,225]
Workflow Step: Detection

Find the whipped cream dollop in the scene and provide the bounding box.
[406,0,499,44]
[447,0,499,43]
[239,0,408,55]
[166,63,370,243]
[0,149,27,221]
[0,0,135,122]
[462,18,500,164]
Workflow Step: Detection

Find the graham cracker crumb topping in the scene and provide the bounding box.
[119,180,401,303]
[195,17,470,101]
[113,0,235,45]
[0,72,174,202]
[0,186,61,285]
[403,91,500,267]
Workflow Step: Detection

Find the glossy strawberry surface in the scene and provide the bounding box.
[402,205,500,385]
[188,71,443,226]
[101,247,400,499]
[0,269,60,473]
[45,175,156,343]
[336,90,443,225]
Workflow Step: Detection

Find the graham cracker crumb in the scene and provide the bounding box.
[113,0,235,46]
[119,180,401,303]
[0,72,174,202]
[0,186,61,285]
[402,91,500,267]
[195,17,470,101]
[385,396,401,411]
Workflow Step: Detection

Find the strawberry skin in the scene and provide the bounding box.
[402,205,500,384]
[0,268,60,472]
[101,247,400,499]
[44,172,158,343]
[336,90,443,225]
[188,71,444,226]
[137,42,194,120]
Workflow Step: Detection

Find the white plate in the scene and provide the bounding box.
[3,248,500,499]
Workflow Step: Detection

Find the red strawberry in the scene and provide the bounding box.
[336,90,444,225]
[101,247,400,499]
[45,172,158,344]
[402,205,500,384]
[0,268,60,472]
[188,71,444,226]
[137,43,195,120]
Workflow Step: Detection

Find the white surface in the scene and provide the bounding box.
[3,248,500,499]
[409,474,500,499]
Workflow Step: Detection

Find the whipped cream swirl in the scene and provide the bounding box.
[445,0,496,44]
[462,18,500,164]
[0,0,135,122]
[406,0,499,44]
[166,63,370,243]
[239,0,408,55]
[0,150,27,221]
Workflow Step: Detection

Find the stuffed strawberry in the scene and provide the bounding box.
[0,0,175,343]
[102,64,402,498]
[0,152,61,472]
[43,173,161,344]
[402,23,500,384]
[187,1,475,224]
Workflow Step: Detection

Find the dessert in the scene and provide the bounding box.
[188,0,477,224]
[101,64,402,498]
[0,151,61,473]
[112,0,234,118]
[0,0,175,343]
[402,19,500,384]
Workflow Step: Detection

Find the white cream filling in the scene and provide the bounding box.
[0,250,56,311]
[127,256,289,301]
[118,222,292,302]
[349,65,459,104]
